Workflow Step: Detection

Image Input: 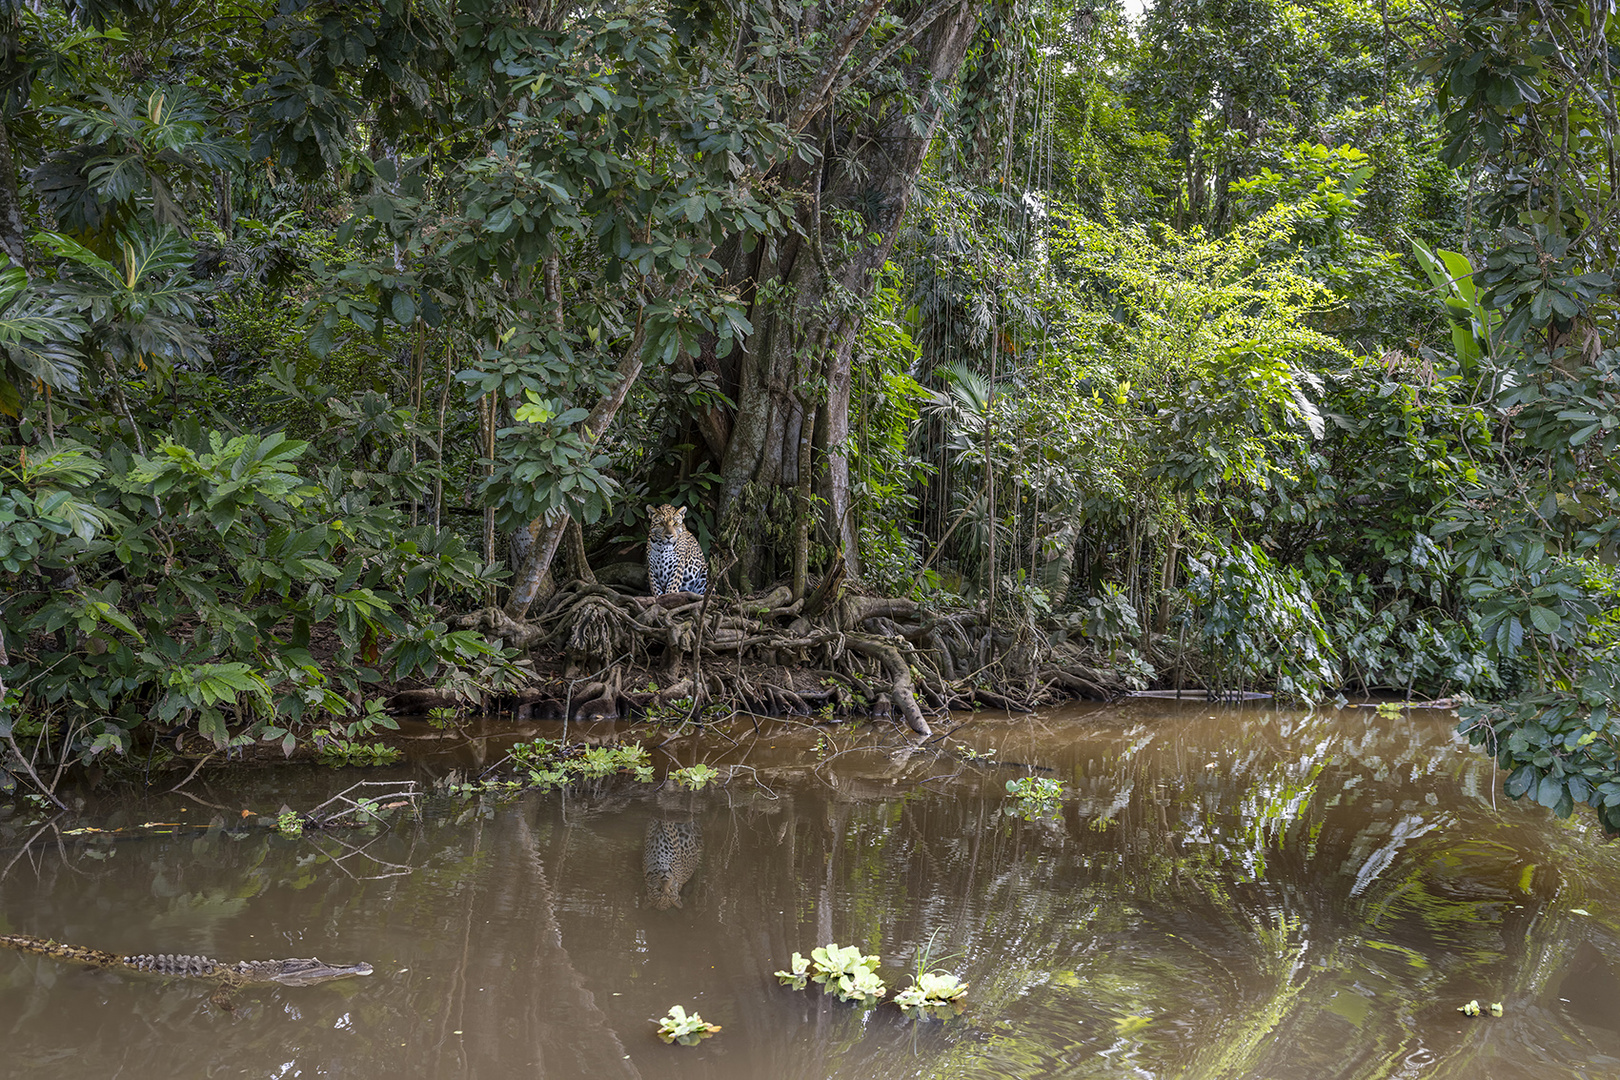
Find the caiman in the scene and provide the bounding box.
[0,933,373,1006]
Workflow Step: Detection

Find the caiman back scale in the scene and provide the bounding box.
[0,933,373,988]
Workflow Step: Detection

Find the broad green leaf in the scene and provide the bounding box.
[1528,606,1560,635]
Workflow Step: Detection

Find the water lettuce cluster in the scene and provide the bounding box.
[654,1004,720,1045]
[776,943,968,1020]
[893,970,971,1020]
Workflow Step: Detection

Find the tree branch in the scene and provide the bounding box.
[784,0,890,136]
[829,0,965,105]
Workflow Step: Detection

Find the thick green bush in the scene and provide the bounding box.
[1,425,519,771]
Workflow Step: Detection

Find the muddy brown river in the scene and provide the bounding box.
[4,700,1620,1079]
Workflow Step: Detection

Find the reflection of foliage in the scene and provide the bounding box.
[10,707,1620,1077]
[821,704,1608,1080]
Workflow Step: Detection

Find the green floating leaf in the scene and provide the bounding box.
[654,1004,719,1046]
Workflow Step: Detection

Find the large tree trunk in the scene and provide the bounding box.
[712,3,982,591]
[501,1,983,618]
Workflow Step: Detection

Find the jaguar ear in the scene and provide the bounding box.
[645,504,656,518]
[673,506,686,524]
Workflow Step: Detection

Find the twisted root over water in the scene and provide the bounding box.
[449,581,1125,736]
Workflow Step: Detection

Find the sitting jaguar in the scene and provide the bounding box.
[642,818,703,910]
[646,504,708,596]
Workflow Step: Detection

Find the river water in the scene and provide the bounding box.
[3,700,1620,1080]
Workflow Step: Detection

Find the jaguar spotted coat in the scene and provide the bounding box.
[642,818,703,910]
[645,504,707,596]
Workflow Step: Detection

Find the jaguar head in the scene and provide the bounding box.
[646,503,687,540]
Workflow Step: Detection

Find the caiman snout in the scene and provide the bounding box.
[254,958,375,986]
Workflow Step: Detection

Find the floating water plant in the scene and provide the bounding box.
[893,970,970,1020]
[672,763,720,790]
[776,944,887,1004]
[654,1005,720,1045]
[774,951,811,990]
[808,943,886,1004]
[456,739,654,794]
[1005,775,1065,819]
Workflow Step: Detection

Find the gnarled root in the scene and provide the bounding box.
[843,634,931,736]
[463,579,1127,730]
[451,606,550,650]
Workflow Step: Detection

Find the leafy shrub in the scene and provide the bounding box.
[0,426,519,780]
[1184,544,1337,701]
[1303,550,1495,697]
[1456,547,1620,831]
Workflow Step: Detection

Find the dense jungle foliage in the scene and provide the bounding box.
[0,0,1618,828]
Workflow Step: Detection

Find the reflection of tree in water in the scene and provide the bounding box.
[5,709,1620,1079]
[722,707,1620,1080]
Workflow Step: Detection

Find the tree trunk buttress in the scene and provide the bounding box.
[714,3,982,588]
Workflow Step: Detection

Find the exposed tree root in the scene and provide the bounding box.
[447,579,1129,732]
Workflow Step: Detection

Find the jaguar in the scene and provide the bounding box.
[642,818,703,910]
[646,503,707,596]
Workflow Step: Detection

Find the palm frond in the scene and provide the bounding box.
[935,361,993,416]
